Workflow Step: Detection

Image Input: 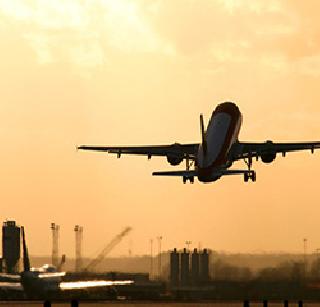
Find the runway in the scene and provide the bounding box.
[0,302,317,307]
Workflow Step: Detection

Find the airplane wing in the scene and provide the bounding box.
[77,143,199,159]
[0,282,23,291]
[233,141,320,160]
[59,280,133,290]
[0,273,21,282]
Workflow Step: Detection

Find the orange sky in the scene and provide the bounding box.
[1,0,320,258]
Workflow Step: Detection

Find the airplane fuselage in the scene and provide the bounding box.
[197,102,242,182]
[21,269,65,297]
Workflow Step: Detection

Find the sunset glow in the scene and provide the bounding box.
[1,0,320,257]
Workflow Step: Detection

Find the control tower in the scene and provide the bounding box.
[2,221,20,273]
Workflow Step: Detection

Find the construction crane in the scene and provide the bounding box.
[84,227,132,272]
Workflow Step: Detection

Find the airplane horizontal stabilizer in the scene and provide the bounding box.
[152,170,197,177]
[221,169,251,176]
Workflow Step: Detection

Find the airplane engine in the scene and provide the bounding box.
[167,143,184,165]
[166,154,183,166]
[261,140,276,163]
[261,152,276,163]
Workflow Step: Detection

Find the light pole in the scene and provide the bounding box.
[150,239,153,279]
[185,240,192,251]
[303,238,307,279]
[157,236,162,279]
[316,248,320,278]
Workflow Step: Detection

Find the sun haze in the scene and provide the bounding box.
[1,0,320,257]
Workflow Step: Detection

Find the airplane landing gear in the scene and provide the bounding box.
[183,154,195,184]
[244,154,256,182]
[244,171,256,182]
[183,176,194,184]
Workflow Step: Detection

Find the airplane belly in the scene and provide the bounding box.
[197,102,242,182]
[204,113,231,166]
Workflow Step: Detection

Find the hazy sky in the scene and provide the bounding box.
[1,0,320,258]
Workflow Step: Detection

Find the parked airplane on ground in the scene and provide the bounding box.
[0,227,133,298]
[78,102,320,183]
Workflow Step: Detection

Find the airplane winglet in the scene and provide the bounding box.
[200,114,207,155]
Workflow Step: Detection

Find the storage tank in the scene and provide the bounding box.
[170,248,180,286]
[2,221,20,273]
[191,248,200,285]
[180,248,189,286]
[199,248,209,283]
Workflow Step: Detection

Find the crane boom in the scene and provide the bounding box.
[85,227,132,271]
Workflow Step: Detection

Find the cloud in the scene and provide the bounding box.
[0,0,174,68]
[2,0,320,77]
[136,0,320,78]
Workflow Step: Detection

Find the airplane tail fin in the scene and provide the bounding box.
[21,226,30,272]
[200,114,207,155]
[57,254,66,272]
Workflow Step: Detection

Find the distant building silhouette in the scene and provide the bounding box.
[180,248,189,286]
[2,221,20,273]
[191,248,200,285]
[170,248,179,286]
[170,247,210,287]
[200,248,209,283]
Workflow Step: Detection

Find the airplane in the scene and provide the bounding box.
[77,102,320,184]
[0,227,133,298]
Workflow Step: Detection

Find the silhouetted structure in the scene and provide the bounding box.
[74,225,83,272]
[51,223,60,267]
[170,248,210,288]
[200,248,209,283]
[180,248,189,286]
[170,248,179,286]
[2,221,20,273]
[85,227,132,272]
[191,248,200,285]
